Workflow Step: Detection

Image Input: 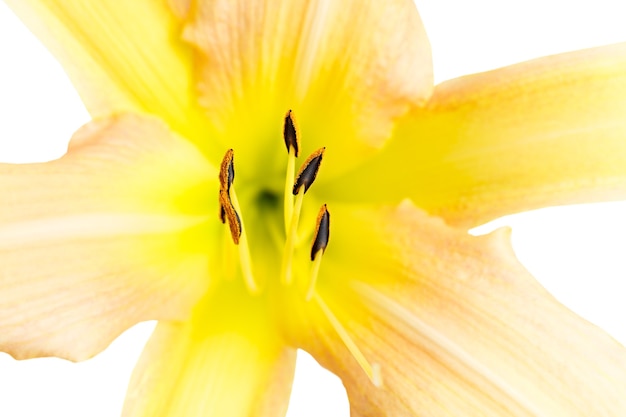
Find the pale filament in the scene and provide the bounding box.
[305,250,323,301]
[281,188,305,285]
[221,229,236,282]
[313,293,382,387]
[230,187,260,295]
[284,146,296,233]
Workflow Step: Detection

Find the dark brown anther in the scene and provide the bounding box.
[219,189,241,244]
[219,204,226,224]
[283,110,300,157]
[311,204,330,260]
[219,149,235,192]
[293,147,325,195]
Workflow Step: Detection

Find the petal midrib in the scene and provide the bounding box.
[0,213,207,247]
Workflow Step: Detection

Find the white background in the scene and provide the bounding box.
[1,1,626,416]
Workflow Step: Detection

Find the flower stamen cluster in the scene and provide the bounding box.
[218,110,381,387]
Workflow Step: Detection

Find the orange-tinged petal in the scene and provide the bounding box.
[3,0,213,148]
[182,0,433,179]
[123,292,296,417]
[167,0,191,20]
[292,202,626,416]
[0,114,216,361]
[333,43,626,228]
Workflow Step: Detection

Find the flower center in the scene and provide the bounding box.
[216,110,381,387]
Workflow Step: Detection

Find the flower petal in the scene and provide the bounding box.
[123,293,296,417]
[0,114,216,361]
[4,0,212,145]
[333,43,626,228]
[292,202,626,416]
[167,0,191,20]
[182,0,432,179]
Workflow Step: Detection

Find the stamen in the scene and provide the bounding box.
[221,226,237,281]
[282,148,326,285]
[281,188,304,285]
[219,190,241,244]
[230,187,259,295]
[283,110,300,157]
[283,110,301,232]
[219,148,235,192]
[293,147,325,195]
[218,149,260,295]
[310,204,330,261]
[219,204,226,224]
[306,204,330,301]
[306,251,323,301]
[283,148,295,233]
[313,293,382,387]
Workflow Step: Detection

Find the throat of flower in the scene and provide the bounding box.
[217,110,381,388]
[217,135,326,296]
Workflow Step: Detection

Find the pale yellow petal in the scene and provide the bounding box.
[333,43,626,228]
[182,0,432,179]
[123,292,296,417]
[291,202,626,416]
[0,114,216,361]
[4,0,213,146]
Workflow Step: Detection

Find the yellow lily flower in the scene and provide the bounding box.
[2,0,626,416]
